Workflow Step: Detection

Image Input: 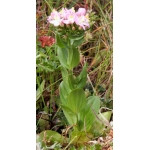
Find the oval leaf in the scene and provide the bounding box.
[67,89,86,114]
[87,96,100,114]
[57,46,69,69]
[61,105,77,125]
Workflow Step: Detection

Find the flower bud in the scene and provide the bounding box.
[60,23,64,27]
[85,31,93,41]
[66,24,70,28]
[72,26,75,30]
[78,26,82,30]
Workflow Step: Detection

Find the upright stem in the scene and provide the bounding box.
[68,69,73,75]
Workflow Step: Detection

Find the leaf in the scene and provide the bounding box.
[67,89,86,114]
[37,130,68,149]
[79,105,96,131]
[57,46,69,69]
[68,74,77,90]
[56,34,66,48]
[61,67,68,82]
[73,38,84,47]
[91,111,112,136]
[61,105,77,125]
[76,63,87,88]
[36,53,47,59]
[98,111,112,127]
[57,43,80,70]
[59,81,71,105]
[69,35,84,41]
[69,147,76,150]
[36,80,45,101]
[78,95,100,131]
[61,64,87,90]
[36,64,54,72]
[87,96,100,114]
[71,131,93,144]
[69,46,80,69]
[68,32,84,46]
[67,47,73,67]
[67,64,87,90]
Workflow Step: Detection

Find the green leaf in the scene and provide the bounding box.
[59,81,71,105]
[91,111,112,136]
[68,32,84,46]
[61,65,87,90]
[61,67,68,82]
[79,105,96,131]
[67,89,86,114]
[87,96,100,114]
[98,111,112,127]
[36,64,54,72]
[77,120,84,131]
[76,63,87,88]
[61,105,77,125]
[68,46,80,70]
[67,64,87,90]
[68,74,76,90]
[71,47,80,69]
[67,47,73,66]
[36,80,45,101]
[70,35,84,41]
[73,38,84,47]
[57,46,69,69]
[57,45,80,70]
[37,130,68,149]
[56,34,66,48]
[71,131,93,144]
[36,53,47,59]
[77,96,100,131]
[69,147,76,150]
[76,63,87,82]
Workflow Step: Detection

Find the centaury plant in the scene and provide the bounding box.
[37,6,112,149]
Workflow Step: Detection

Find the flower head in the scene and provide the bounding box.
[47,7,90,30]
[39,36,55,48]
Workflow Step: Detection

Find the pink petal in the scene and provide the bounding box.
[77,8,86,15]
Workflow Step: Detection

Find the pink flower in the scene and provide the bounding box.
[59,8,68,19]
[76,8,86,16]
[75,14,90,30]
[47,9,62,26]
[62,7,76,24]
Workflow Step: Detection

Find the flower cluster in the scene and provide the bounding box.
[47,7,90,30]
[39,36,55,48]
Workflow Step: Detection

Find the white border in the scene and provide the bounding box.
[114,0,150,149]
[0,0,35,149]
[1,0,150,149]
